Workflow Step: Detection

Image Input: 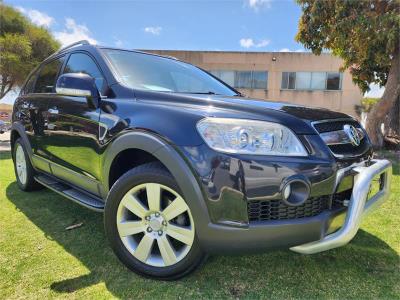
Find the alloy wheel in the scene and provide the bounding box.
[15,144,27,185]
[116,183,195,267]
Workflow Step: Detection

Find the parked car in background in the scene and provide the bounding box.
[11,41,392,280]
[0,112,9,119]
[0,120,8,134]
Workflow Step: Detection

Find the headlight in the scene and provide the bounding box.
[196,118,308,156]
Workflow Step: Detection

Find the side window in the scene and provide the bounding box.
[63,53,105,93]
[21,71,37,95]
[34,57,65,93]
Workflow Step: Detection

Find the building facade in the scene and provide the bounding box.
[143,50,363,116]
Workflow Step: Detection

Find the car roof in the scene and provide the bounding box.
[45,40,180,64]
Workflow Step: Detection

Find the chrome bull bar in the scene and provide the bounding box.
[290,159,392,254]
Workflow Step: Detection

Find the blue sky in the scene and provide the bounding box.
[7,0,306,51]
[3,0,383,103]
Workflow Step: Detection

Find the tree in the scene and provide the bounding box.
[296,0,399,148]
[0,4,60,100]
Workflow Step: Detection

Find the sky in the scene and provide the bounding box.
[2,0,384,103]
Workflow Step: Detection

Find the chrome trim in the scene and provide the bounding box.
[311,117,358,128]
[56,87,91,97]
[320,128,365,145]
[311,118,371,158]
[290,159,392,254]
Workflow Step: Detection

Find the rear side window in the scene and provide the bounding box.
[34,57,65,93]
[63,53,105,93]
[21,71,38,95]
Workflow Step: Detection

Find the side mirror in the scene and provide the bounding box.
[56,73,100,109]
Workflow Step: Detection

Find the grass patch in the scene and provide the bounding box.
[0,150,399,299]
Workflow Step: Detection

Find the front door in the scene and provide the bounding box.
[45,52,107,196]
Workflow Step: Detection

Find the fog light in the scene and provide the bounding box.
[283,184,291,200]
[281,178,310,206]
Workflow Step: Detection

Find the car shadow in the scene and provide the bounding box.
[5,181,400,298]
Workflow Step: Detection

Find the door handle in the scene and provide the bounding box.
[48,108,59,114]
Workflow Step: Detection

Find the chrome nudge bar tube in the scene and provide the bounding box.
[291,159,392,254]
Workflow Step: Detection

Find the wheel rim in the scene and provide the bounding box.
[15,144,27,185]
[116,183,195,267]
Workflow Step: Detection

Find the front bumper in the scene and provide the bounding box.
[290,159,392,254]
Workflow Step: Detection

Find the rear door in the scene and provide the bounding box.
[14,57,65,173]
[44,52,106,195]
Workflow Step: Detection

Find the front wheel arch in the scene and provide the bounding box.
[101,131,211,240]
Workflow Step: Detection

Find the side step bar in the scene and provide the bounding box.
[34,174,104,212]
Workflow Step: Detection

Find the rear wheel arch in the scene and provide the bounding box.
[10,123,32,161]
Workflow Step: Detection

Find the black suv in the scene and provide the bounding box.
[11,40,392,279]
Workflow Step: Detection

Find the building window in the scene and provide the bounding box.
[210,70,268,89]
[281,72,296,89]
[326,72,341,90]
[252,71,268,89]
[296,72,312,90]
[281,71,342,91]
[235,71,253,88]
[209,70,235,87]
[311,72,326,90]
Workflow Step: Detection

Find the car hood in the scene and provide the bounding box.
[198,94,350,121]
[134,90,354,135]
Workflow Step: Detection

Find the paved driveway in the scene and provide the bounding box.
[0,131,10,152]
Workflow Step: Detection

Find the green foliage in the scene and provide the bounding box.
[0,4,60,99]
[296,0,400,93]
[355,97,381,116]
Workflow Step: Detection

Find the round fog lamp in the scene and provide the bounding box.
[283,184,291,200]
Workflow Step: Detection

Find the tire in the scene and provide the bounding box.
[13,138,43,191]
[104,162,206,280]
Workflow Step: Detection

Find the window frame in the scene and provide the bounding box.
[61,50,108,96]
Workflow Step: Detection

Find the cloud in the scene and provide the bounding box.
[240,38,270,49]
[144,26,162,35]
[240,38,255,48]
[246,0,271,12]
[279,48,290,52]
[114,38,123,47]
[16,6,54,27]
[54,18,98,47]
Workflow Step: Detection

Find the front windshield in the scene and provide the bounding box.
[102,49,237,96]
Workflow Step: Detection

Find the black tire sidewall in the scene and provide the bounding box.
[104,163,205,280]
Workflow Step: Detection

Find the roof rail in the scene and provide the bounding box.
[53,40,91,55]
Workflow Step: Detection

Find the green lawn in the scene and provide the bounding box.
[0,150,399,299]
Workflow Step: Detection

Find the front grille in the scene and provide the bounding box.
[248,189,351,222]
[313,120,360,133]
[313,119,371,157]
[248,196,329,222]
